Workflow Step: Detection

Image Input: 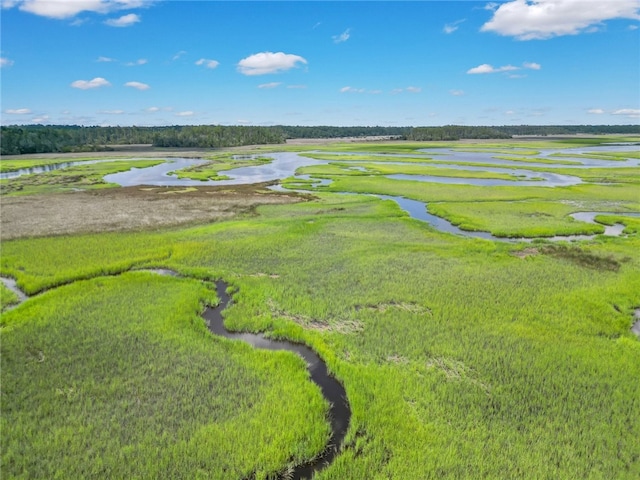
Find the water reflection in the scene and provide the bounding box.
[0,159,118,179]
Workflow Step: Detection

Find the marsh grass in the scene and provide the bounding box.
[539,244,624,271]
[0,159,164,196]
[170,155,273,181]
[0,157,108,173]
[2,138,640,479]
[0,282,19,310]
[1,273,329,479]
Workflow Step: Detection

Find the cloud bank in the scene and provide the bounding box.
[482,0,640,40]
[3,0,153,20]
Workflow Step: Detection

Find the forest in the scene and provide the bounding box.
[1,124,638,155]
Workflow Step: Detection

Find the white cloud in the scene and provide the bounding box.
[125,81,150,90]
[258,82,281,89]
[287,84,307,89]
[172,50,187,61]
[587,108,605,114]
[70,77,111,89]
[390,87,422,94]
[105,13,140,27]
[195,58,219,69]
[237,51,307,76]
[612,108,640,117]
[31,115,49,123]
[340,86,365,93]
[125,58,147,66]
[0,56,14,67]
[97,56,116,62]
[481,0,640,40]
[5,108,32,114]
[523,61,541,70]
[467,63,519,74]
[333,28,351,43]
[176,111,195,117]
[449,89,465,96]
[629,24,639,29]
[443,19,465,34]
[5,0,153,20]
[145,106,160,112]
[99,109,125,114]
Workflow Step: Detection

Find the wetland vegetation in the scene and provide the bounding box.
[1,137,639,479]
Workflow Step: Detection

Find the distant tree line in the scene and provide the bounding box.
[1,124,638,155]
[0,125,286,155]
[276,125,411,139]
[406,126,511,141]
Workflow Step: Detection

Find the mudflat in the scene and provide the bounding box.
[0,184,305,240]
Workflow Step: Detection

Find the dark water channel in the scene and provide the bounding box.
[203,281,350,480]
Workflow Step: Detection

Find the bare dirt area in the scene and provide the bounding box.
[1,184,307,240]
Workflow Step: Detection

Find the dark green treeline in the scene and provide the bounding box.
[1,124,638,155]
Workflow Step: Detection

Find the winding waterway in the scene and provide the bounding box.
[5,145,640,242]
[0,271,351,479]
[203,280,350,480]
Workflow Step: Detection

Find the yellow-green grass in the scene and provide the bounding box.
[426,201,606,238]
[2,193,639,479]
[300,153,439,163]
[551,151,640,161]
[596,215,640,234]
[0,157,107,173]
[524,166,640,184]
[297,162,526,182]
[170,155,272,181]
[3,138,640,479]
[324,175,640,207]
[492,155,582,165]
[0,159,164,196]
[1,283,19,310]
[1,272,329,479]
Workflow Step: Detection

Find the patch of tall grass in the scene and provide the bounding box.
[1,272,329,479]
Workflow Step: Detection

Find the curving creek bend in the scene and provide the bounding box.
[98,144,640,243]
[1,271,351,479]
[204,280,350,479]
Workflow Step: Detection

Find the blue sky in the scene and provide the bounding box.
[1,0,639,127]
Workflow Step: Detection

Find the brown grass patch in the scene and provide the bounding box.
[510,247,540,259]
[0,184,305,240]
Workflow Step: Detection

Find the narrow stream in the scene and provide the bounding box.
[203,281,351,480]
[0,272,351,479]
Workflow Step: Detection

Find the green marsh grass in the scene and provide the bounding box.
[0,157,108,173]
[170,155,273,181]
[2,139,640,479]
[0,159,164,196]
[0,282,19,310]
[297,162,525,182]
[1,272,329,479]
